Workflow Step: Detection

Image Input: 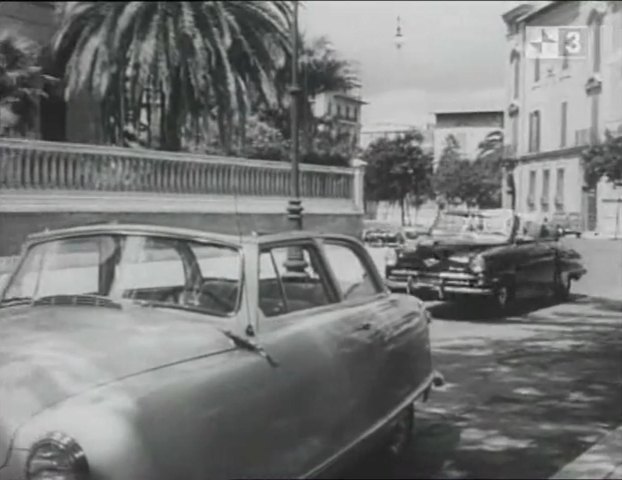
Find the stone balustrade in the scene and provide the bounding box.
[0,138,355,200]
[0,138,366,257]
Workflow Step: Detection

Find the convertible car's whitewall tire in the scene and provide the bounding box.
[383,404,414,458]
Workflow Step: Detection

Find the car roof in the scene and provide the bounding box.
[24,223,358,247]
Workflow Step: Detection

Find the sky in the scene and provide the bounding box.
[300,0,522,129]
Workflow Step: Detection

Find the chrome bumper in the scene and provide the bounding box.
[386,271,494,297]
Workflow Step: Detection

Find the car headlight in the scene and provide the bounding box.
[469,254,486,274]
[385,248,398,267]
[26,432,89,480]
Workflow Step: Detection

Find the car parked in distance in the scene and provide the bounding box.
[385,209,587,312]
[550,211,583,238]
[0,223,442,480]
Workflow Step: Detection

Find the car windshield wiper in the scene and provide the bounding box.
[218,329,279,368]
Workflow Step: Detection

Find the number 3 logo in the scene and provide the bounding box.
[564,31,581,54]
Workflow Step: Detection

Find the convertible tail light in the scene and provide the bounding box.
[26,432,89,480]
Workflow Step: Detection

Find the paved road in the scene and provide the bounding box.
[341,240,622,479]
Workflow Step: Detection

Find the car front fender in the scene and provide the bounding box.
[10,396,159,480]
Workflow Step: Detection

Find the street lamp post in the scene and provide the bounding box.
[285,0,307,274]
[287,0,303,231]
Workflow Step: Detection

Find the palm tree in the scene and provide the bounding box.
[0,31,57,137]
[264,34,358,149]
[52,1,293,152]
[476,129,504,161]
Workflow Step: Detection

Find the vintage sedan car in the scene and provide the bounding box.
[0,223,442,480]
[384,209,587,311]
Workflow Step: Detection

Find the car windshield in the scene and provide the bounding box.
[432,211,514,238]
[0,234,242,317]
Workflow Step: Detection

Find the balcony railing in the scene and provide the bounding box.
[0,139,355,200]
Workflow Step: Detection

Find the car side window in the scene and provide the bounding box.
[258,245,335,317]
[322,242,380,301]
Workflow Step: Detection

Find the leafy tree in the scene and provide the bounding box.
[0,32,57,137]
[363,130,434,226]
[51,1,292,152]
[433,133,503,209]
[582,130,622,189]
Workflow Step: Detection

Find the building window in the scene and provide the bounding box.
[534,57,540,82]
[327,102,332,116]
[353,107,358,122]
[593,19,602,73]
[560,101,568,147]
[541,169,550,212]
[513,57,520,99]
[529,110,541,153]
[528,170,537,212]
[555,168,565,212]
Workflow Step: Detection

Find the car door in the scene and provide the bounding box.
[319,238,425,430]
[228,240,374,478]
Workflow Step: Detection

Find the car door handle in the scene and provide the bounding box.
[354,322,372,332]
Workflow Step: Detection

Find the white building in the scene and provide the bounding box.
[502,0,622,236]
[312,87,367,149]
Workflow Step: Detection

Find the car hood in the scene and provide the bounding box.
[0,304,235,464]
[394,233,509,272]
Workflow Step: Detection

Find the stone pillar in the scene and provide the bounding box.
[350,157,367,212]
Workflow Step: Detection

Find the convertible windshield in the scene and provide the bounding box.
[1,234,242,316]
[432,210,514,237]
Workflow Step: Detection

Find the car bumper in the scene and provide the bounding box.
[386,270,495,298]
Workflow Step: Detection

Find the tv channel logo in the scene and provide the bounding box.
[526,26,588,59]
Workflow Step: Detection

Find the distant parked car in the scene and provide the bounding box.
[385,209,587,312]
[550,212,582,238]
[0,223,442,480]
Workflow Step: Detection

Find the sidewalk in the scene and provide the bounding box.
[550,425,622,479]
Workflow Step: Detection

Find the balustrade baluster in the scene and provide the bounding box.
[165,160,172,192]
[14,149,24,188]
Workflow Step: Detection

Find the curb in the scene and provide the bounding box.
[550,426,622,479]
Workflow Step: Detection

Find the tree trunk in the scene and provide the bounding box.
[160,73,182,152]
[400,197,406,226]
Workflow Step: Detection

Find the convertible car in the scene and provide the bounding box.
[0,224,442,480]
[385,209,587,311]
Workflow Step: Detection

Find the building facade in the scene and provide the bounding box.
[312,88,367,149]
[502,0,622,236]
[433,110,504,166]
